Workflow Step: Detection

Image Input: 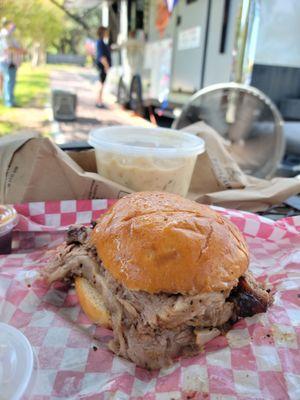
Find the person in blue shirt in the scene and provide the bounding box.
[95,26,111,108]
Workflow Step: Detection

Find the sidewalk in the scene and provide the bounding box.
[50,66,153,144]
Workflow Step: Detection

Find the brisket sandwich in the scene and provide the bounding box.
[44,192,273,369]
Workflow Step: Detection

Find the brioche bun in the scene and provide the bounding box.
[91,192,249,295]
[75,277,111,328]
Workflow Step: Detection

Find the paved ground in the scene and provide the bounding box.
[50,66,153,144]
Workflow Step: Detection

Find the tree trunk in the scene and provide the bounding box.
[31,43,41,67]
[31,43,46,66]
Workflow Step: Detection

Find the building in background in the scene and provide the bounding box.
[251,0,300,121]
[100,0,300,121]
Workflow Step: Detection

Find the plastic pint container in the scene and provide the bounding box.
[0,205,18,254]
[0,323,35,400]
[88,126,205,197]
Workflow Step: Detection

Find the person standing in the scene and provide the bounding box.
[0,21,24,107]
[95,26,111,108]
[0,19,7,97]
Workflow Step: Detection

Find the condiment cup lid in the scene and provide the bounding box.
[89,126,205,157]
[0,323,34,400]
[0,206,18,236]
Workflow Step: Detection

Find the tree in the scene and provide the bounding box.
[48,0,91,33]
[1,0,102,63]
[1,0,65,64]
[47,3,102,55]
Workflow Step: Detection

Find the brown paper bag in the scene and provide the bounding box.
[0,125,299,212]
[184,122,300,211]
[0,135,132,204]
[186,122,248,193]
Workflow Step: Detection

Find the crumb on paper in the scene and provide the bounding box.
[226,328,250,348]
[183,391,208,400]
[271,324,298,347]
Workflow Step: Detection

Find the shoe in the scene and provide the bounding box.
[95,103,107,109]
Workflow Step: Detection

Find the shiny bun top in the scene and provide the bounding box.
[91,192,249,294]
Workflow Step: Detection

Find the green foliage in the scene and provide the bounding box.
[48,4,101,54]
[0,0,100,53]
[1,0,65,49]
[1,0,101,54]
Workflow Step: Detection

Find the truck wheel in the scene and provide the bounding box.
[129,75,144,116]
[117,78,129,107]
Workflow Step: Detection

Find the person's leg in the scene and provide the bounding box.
[3,63,11,106]
[96,70,106,107]
[3,64,17,107]
[0,62,4,97]
[97,81,104,105]
[8,66,17,106]
[0,73,3,97]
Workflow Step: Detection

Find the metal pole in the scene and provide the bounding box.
[231,0,260,84]
[226,0,260,125]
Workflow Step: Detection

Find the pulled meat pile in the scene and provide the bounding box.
[44,225,273,369]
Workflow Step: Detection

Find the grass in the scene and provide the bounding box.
[0,63,50,136]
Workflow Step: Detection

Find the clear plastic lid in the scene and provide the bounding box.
[88,126,205,157]
[0,323,34,400]
[0,206,18,236]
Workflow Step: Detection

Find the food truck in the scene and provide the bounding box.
[106,0,241,116]
[104,0,300,121]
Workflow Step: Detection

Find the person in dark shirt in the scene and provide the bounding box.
[95,26,111,108]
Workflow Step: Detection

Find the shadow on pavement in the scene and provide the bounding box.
[59,117,122,138]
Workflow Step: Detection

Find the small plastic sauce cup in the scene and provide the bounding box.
[0,323,35,400]
[0,205,18,254]
[88,126,205,197]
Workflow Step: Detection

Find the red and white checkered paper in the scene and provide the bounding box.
[1,200,300,400]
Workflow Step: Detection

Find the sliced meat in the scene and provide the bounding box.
[66,225,92,245]
[43,224,273,369]
[194,328,221,347]
[118,323,198,370]
[43,225,97,283]
[229,273,273,319]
